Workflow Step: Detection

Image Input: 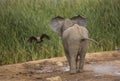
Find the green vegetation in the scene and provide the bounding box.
[0,0,120,65]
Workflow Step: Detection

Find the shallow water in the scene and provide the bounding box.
[85,61,120,76]
[28,60,120,76]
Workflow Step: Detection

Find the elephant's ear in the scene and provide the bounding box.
[50,16,64,35]
[70,15,87,27]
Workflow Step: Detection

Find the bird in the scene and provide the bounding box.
[27,34,50,44]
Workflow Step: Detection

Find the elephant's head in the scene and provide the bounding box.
[50,15,87,36]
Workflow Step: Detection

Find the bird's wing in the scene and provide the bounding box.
[40,34,50,40]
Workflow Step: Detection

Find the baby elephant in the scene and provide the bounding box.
[50,15,89,74]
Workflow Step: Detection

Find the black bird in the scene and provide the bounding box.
[27,34,50,44]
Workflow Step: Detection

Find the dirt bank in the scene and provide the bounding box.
[0,51,120,81]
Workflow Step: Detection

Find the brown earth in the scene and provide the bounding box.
[0,51,120,81]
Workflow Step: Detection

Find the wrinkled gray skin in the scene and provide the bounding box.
[50,15,88,74]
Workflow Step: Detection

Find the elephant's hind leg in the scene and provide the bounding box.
[62,41,71,68]
[68,46,79,74]
[78,40,88,73]
[79,51,86,73]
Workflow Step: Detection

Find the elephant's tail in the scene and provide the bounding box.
[83,38,99,45]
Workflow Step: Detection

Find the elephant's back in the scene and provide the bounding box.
[62,24,88,40]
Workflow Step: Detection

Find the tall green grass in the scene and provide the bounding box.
[0,0,120,65]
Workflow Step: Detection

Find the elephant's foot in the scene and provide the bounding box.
[70,70,77,74]
[78,69,84,73]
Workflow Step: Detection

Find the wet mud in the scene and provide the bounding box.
[0,51,120,81]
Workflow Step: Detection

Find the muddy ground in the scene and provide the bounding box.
[0,51,120,81]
